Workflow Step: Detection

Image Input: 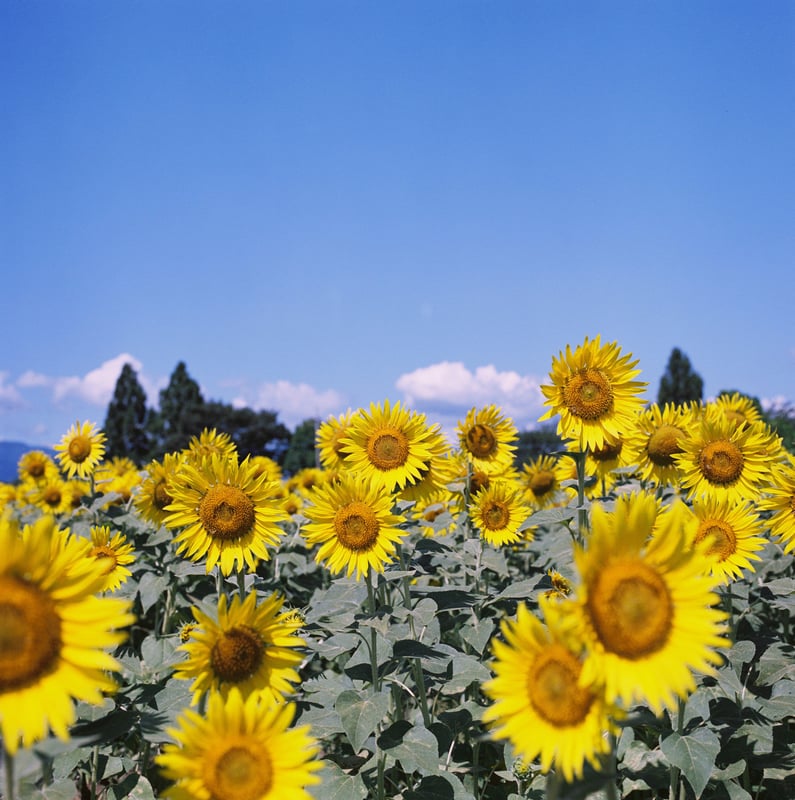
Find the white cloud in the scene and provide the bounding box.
[0,372,24,411]
[251,381,346,429]
[51,354,145,405]
[396,361,546,429]
[16,370,50,388]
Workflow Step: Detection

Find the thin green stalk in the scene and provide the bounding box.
[89,743,100,800]
[236,569,246,598]
[574,450,588,542]
[366,568,381,692]
[668,696,686,800]
[3,746,14,800]
[400,572,432,728]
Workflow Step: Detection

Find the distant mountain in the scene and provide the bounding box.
[0,441,57,484]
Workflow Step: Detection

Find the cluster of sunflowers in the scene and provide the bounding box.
[1,335,794,798]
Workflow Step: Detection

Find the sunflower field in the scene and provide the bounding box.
[2,336,794,800]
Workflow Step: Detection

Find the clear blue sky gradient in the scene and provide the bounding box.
[2,1,794,447]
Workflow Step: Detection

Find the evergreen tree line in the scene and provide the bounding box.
[105,350,795,472]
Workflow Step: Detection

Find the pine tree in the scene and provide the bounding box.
[282,418,320,475]
[147,361,206,458]
[104,363,151,464]
[657,348,704,406]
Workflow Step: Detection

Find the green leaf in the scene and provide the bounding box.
[308,761,368,800]
[388,724,440,773]
[460,616,495,655]
[137,571,172,613]
[393,639,447,659]
[335,689,391,752]
[661,727,720,799]
[441,655,492,694]
[404,773,476,799]
[483,576,543,606]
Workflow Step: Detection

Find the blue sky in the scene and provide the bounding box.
[2,1,794,448]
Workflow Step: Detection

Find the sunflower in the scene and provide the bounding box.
[756,457,795,554]
[156,687,321,800]
[482,602,622,782]
[0,483,18,509]
[570,493,729,715]
[539,336,647,452]
[316,409,355,472]
[626,402,695,488]
[25,476,72,515]
[301,474,407,580]
[690,496,767,584]
[711,392,763,430]
[408,489,458,537]
[0,516,134,754]
[340,400,446,491]
[520,454,565,509]
[87,525,136,592]
[248,455,283,488]
[174,591,305,706]
[399,450,458,504]
[675,406,781,503]
[18,450,58,484]
[134,453,183,526]
[455,405,518,475]
[469,482,532,547]
[165,455,287,575]
[286,467,326,497]
[54,420,106,479]
[183,427,238,464]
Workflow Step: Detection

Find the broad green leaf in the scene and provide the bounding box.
[137,571,172,613]
[388,724,439,773]
[460,617,495,655]
[483,576,543,606]
[308,760,368,800]
[441,655,492,694]
[661,727,720,799]
[393,639,447,659]
[335,689,391,752]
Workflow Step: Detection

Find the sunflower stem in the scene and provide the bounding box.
[366,568,381,693]
[236,569,246,598]
[89,743,100,800]
[3,746,14,800]
[668,695,686,800]
[399,564,432,728]
[574,450,588,542]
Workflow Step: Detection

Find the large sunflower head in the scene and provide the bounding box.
[165,455,287,575]
[690,497,767,584]
[54,420,106,479]
[469,482,532,547]
[757,458,795,554]
[340,400,447,491]
[0,516,134,754]
[482,602,623,783]
[174,591,305,706]
[539,336,647,452]
[570,492,729,715]
[87,525,136,592]
[156,688,321,800]
[675,405,781,503]
[301,473,407,580]
[456,405,518,474]
[710,392,764,430]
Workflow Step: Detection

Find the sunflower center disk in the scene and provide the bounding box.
[153,480,173,511]
[91,547,119,575]
[0,577,62,691]
[199,485,256,540]
[334,501,380,551]
[588,561,673,659]
[696,521,737,561]
[529,471,555,497]
[563,369,614,420]
[29,462,46,478]
[482,500,510,530]
[699,441,744,485]
[591,441,622,462]
[205,742,273,800]
[67,435,93,463]
[465,424,498,459]
[647,425,684,466]
[528,644,593,727]
[367,427,410,471]
[210,626,264,683]
[44,487,62,506]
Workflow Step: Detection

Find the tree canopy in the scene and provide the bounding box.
[657,347,704,406]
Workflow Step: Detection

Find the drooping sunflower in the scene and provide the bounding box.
[340,400,447,491]
[626,402,695,488]
[87,525,136,592]
[570,493,729,715]
[675,406,781,503]
[757,458,795,553]
[539,336,647,452]
[165,455,287,575]
[54,420,106,479]
[18,450,58,484]
[0,516,134,754]
[456,405,518,475]
[174,591,305,706]
[316,409,355,472]
[469,482,532,547]
[482,602,622,783]
[689,496,767,584]
[301,474,407,580]
[183,427,238,465]
[520,454,565,510]
[134,453,183,527]
[156,687,321,800]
